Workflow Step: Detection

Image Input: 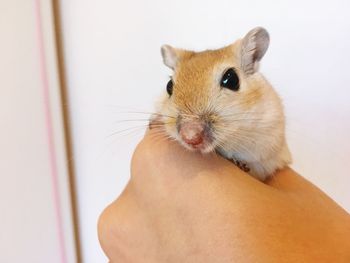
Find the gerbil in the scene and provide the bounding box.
[152,27,291,181]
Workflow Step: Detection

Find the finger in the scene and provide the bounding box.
[265,168,320,193]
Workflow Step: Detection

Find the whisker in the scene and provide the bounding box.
[109,109,177,119]
[105,125,149,139]
[106,119,174,138]
[113,118,154,124]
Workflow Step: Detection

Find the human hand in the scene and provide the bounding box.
[98,129,350,263]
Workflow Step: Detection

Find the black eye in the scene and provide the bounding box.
[166,79,173,96]
[220,68,239,91]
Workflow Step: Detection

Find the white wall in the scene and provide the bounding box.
[0,1,76,262]
[59,0,350,262]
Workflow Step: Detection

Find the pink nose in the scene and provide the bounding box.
[179,122,204,146]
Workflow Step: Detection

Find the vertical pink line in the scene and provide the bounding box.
[34,1,68,262]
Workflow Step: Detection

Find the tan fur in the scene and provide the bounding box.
[156,28,292,180]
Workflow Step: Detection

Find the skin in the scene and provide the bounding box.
[98,130,350,262]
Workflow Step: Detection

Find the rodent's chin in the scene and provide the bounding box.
[179,139,215,154]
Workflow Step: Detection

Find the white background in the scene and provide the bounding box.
[59,0,350,262]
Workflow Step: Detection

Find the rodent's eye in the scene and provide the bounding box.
[166,79,173,96]
[220,68,239,91]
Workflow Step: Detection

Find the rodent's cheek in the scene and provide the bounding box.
[210,113,245,146]
[158,100,180,139]
[163,119,179,140]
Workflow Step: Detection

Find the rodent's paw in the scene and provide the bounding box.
[230,158,251,173]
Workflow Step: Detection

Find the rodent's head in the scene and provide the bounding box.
[157,27,284,154]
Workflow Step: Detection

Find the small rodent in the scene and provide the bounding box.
[151,27,292,181]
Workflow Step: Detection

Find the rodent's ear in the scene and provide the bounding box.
[240,27,270,75]
[161,45,181,70]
